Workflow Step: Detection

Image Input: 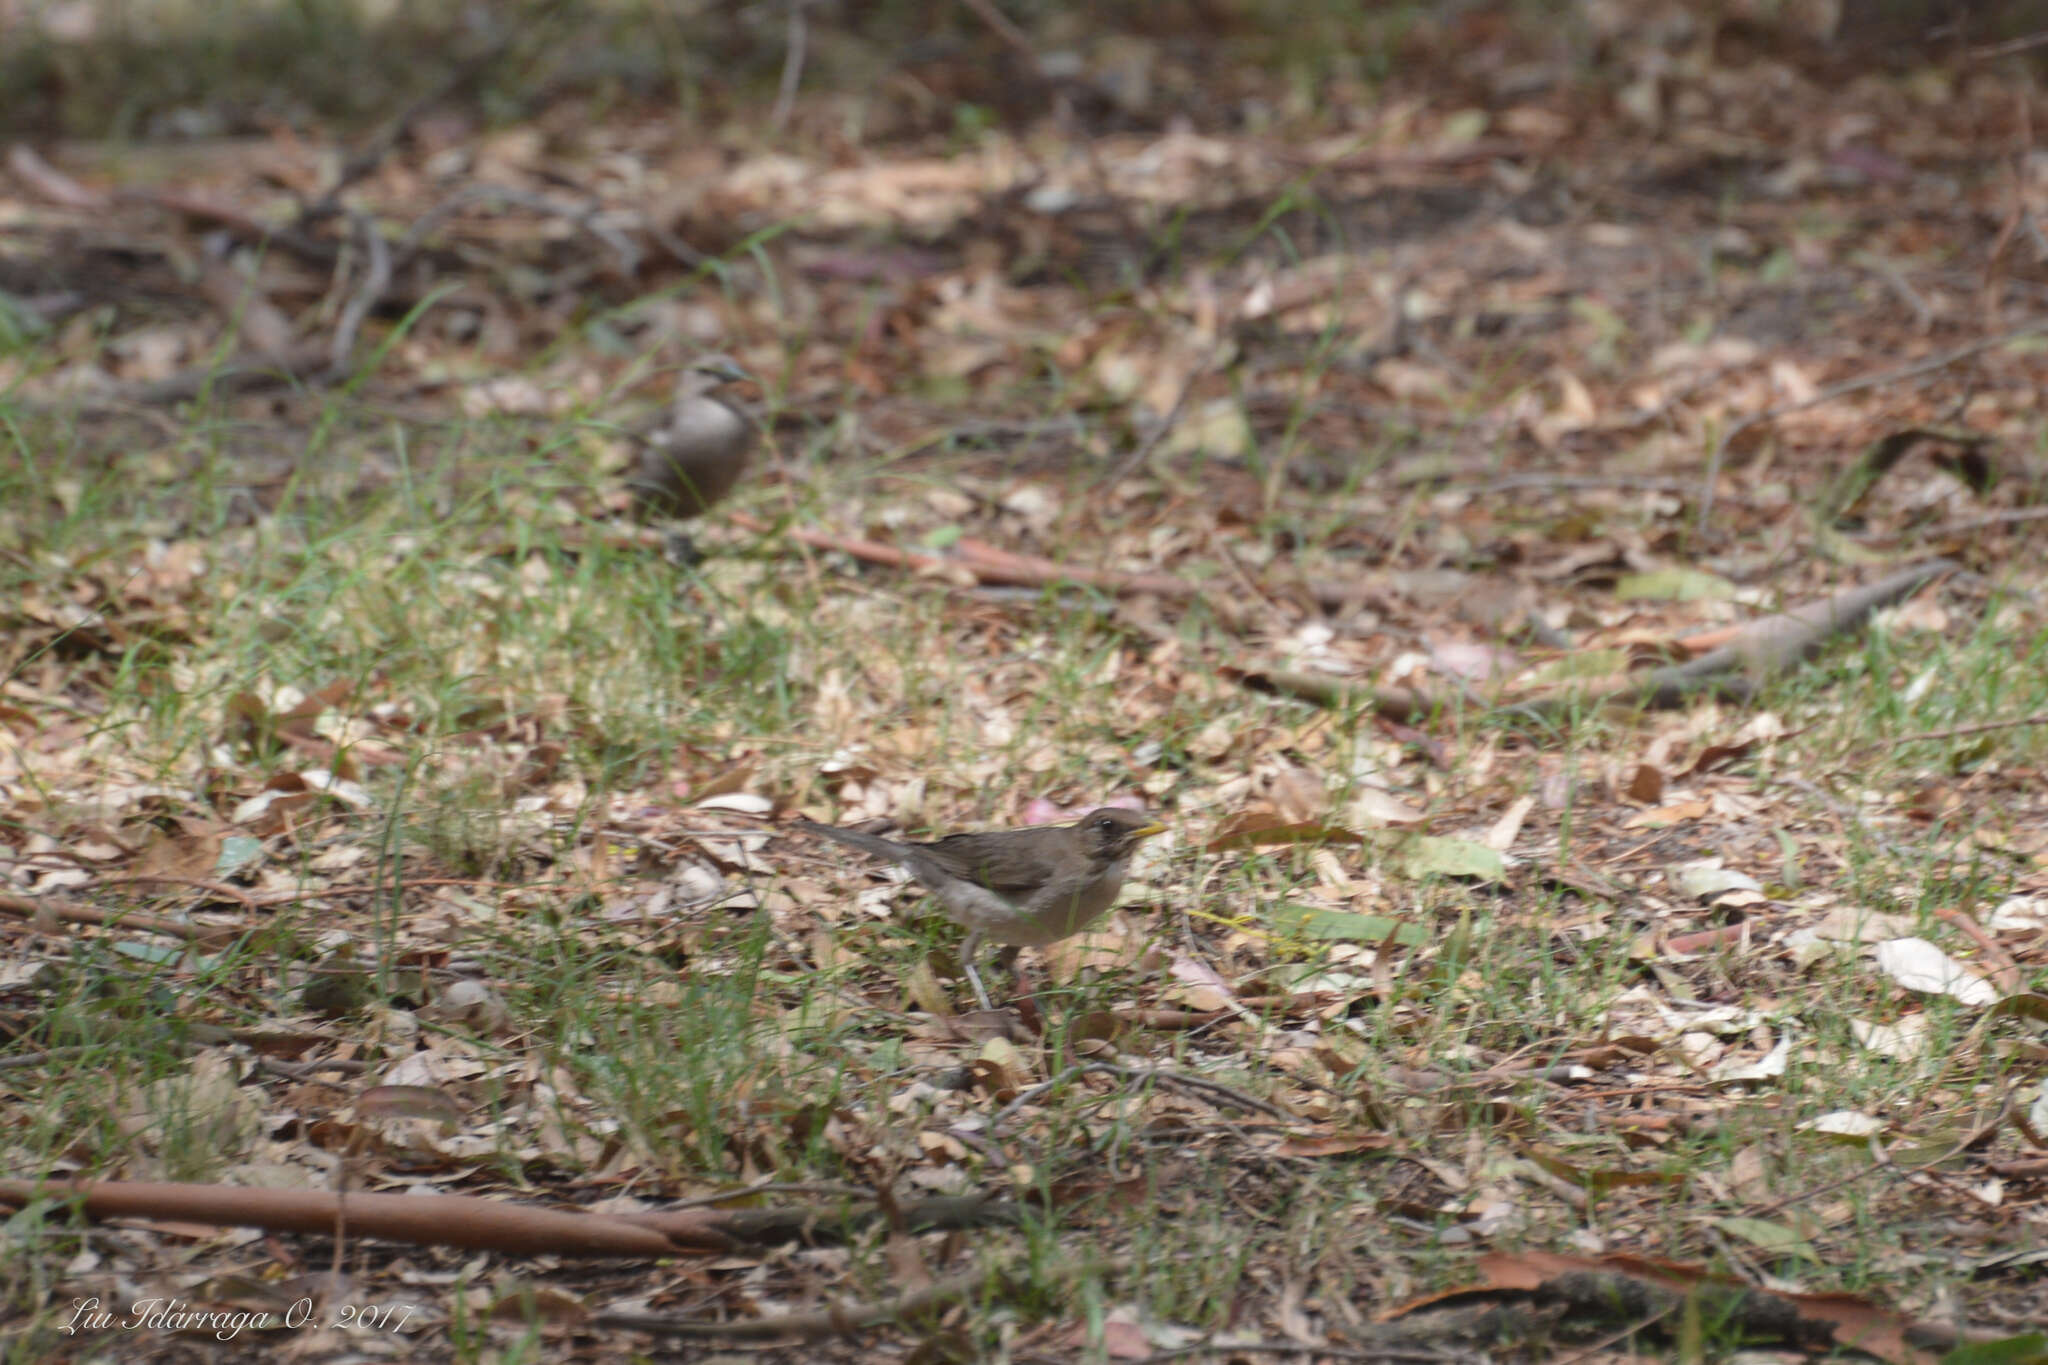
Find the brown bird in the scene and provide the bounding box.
[796,807,1168,1010]
[626,354,756,525]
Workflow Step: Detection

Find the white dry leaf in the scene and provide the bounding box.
[998,482,1058,535]
[1465,1191,1520,1237]
[1653,1001,1765,1036]
[666,861,727,906]
[1798,1111,1886,1138]
[1160,399,1253,460]
[1384,648,1432,686]
[696,791,772,814]
[1783,927,1846,968]
[1735,712,1787,744]
[1673,862,1762,901]
[1712,1029,1794,1083]
[1850,1014,1929,1060]
[1309,848,1352,891]
[1484,795,1534,852]
[1348,788,1427,828]
[1258,758,1328,823]
[427,979,511,1033]
[1899,663,1939,704]
[857,881,906,921]
[229,788,287,825]
[1676,1031,1724,1069]
[1167,955,1240,1012]
[1729,1145,1771,1201]
[1189,720,1234,761]
[379,1050,469,1089]
[1872,937,1998,1007]
[1769,357,1818,404]
[1988,896,2046,931]
[1296,969,1379,996]
[1651,336,1759,374]
[1429,639,1518,683]
[299,770,373,808]
[306,843,368,874]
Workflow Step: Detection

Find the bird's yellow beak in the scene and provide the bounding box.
[1131,821,1167,839]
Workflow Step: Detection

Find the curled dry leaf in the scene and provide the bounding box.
[1872,937,1998,1007]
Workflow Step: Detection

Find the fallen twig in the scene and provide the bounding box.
[127,187,339,266]
[5,144,106,209]
[768,0,809,133]
[89,874,260,908]
[0,891,215,943]
[1872,711,2048,747]
[0,1178,713,1257]
[326,209,393,379]
[1229,560,1958,724]
[1876,504,2048,543]
[1503,558,1959,720]
[987,1060,1290,1133]
[0,1178,1017,1260]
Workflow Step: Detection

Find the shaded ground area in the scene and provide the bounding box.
[3,2,2047,1361]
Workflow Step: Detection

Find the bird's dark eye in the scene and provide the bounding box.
[1095,815,1116,833]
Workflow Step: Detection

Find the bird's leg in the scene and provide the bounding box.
[959,929,994,1012]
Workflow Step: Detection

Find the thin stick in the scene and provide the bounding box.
[988,1061,1290,1131]
[956,0,1037,63]
[1872,712,2048,747]
[327,210,393,378]
[89,874,259,908]
[768,0,809,133]
[1203,525,1281,615]
[1934,908,2024,996]
[1970,29,2048,60]
[1103,361,1206,487]
[0,892,208,942]
[1889,504,2048,542]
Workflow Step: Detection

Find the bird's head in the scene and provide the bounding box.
[685,354,753,389]
[1077,807,1167,862]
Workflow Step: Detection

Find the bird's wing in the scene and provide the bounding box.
[915,834,1054,896]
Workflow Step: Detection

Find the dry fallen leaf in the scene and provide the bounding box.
[1871,937,1998,1007]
